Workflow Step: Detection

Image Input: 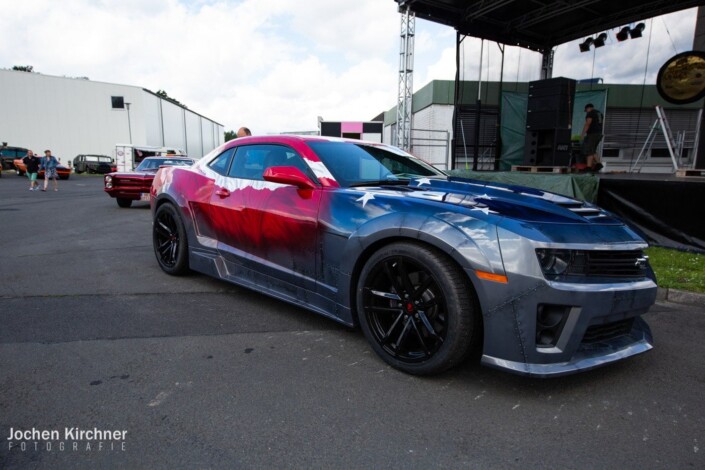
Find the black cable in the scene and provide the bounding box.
[630,18,655,172]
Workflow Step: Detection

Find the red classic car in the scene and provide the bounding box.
[104,156,194,208]
[13,157,71,180]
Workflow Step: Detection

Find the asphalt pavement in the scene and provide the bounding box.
[1,173,704,469]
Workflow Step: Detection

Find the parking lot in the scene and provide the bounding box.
[1,173,704,469]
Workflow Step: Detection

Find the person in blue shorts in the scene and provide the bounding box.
[23,150,40,191]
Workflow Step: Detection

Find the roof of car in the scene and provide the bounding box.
[143,155,193,159]
[227,134,387,146]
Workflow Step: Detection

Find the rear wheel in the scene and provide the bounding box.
[116,198,132,208]
[357,242,480,375]
[153,203,190,275]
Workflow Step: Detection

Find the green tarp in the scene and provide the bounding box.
[499,88,608,168]
[447,170,599,203]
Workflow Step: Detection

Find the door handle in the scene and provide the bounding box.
[215,188,230,198]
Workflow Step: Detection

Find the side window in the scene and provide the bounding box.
[229,146,267,179]
[228,144,312,181]
[207,148,235,176]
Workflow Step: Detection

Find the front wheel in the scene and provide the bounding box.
[356,242,481,375]
[116,198,132,208]
[153,203,190,275]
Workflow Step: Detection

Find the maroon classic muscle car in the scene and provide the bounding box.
[104,156,194,208]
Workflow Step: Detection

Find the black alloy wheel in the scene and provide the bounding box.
[357,242,480,375]
[153,203,189,275]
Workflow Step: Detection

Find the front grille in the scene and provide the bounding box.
[114,177,150,190]
[569,250,648,279]
[536,249,649,282]
[582,318,635,344]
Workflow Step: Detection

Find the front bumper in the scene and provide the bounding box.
[474,272,657,377]
[482,316,652,377]
[104,188,151,200]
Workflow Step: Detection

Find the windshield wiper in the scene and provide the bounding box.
[348,179,411,187]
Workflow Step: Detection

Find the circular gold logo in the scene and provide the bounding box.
[657,51,705,104]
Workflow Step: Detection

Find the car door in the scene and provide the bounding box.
[212,144,322,294]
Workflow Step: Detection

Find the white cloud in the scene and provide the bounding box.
[0,0,401,134]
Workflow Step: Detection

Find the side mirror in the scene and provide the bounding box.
[263,166,316,190]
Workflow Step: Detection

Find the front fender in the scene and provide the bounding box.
[335,211,505,325]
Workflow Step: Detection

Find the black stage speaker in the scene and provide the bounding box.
[523,129,572,166]
[526,77,576,130]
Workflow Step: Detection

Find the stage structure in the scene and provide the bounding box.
[394,0,705,169]
[396,6,415,151]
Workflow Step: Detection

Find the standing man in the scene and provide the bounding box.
[236,127,252,138]
[40,149,60,192]
[23,150,41,190]
[581,103,604,172]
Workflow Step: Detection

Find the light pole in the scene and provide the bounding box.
[125,102,133,144]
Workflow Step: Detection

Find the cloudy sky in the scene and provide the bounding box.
[0,1,698,134]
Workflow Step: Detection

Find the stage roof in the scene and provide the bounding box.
[395,0,704,52]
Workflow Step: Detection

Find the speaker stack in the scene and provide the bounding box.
[524,77,576,167]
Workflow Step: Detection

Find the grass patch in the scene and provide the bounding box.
[646,247,705,294]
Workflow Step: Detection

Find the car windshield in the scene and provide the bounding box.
[307,141,444,187]
[136,158,194,171]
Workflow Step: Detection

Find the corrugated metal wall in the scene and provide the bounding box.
[0,70,223,161]
[603,107,700,164]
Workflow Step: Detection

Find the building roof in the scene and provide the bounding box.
[395,0,703,52]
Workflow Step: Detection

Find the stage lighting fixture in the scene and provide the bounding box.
[616,26,630,41]
[630,23,645,39]
[594,33,607,47]
[579,38,594,52]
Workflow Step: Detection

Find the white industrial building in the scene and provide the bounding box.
[0,69,223,164]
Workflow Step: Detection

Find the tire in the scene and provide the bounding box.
[356,241,480,375]
[60,174,69,180]
[116,198,133,208]
[152,203,190,275]
[16,170,25,176]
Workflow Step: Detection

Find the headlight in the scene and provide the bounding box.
[104,175,112,188]
[536,249,571,276]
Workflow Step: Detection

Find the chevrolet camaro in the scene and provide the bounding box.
[150,135,657,376]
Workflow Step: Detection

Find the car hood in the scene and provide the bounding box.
[108,170,156,177]
[350,176,621,225]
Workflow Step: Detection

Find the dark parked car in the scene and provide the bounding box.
[150,135,657,377]
[73,154,116,174]
[0,145,29,170]
[104,156,194,208]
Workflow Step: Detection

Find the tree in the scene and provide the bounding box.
[224,130,237,142]
[156,89,187,108]
[12,65,34,72]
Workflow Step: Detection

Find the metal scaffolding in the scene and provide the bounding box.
[396,7,415,151]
